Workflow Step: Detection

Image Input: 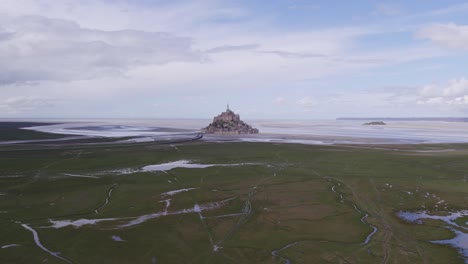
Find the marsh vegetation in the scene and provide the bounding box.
[1,140,468,263]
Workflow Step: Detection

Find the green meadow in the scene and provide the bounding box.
[1,141,467,263]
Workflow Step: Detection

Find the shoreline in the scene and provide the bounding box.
[4,120,468,146]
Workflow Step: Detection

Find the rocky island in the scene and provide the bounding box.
[363,121,386,126]
[202,105,259,134]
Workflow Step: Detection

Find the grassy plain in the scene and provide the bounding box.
[1,140,468,263]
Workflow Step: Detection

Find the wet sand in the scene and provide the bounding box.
[21,119,468,145]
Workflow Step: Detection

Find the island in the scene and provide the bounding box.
[202,105,259,134]
[363,121,386,126]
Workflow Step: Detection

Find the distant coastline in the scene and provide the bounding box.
[337,117,468,122]
[4,118,468,145]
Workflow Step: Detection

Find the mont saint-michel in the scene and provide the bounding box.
[202,105,259,134]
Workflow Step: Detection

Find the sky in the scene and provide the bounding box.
[1,0,468,119]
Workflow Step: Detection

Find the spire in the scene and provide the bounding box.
[227,103,230,111]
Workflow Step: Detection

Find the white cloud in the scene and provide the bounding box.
[296,96,316,109]
[0,15,201,84]
[0,0,248,32]
[442,78,468,96]
[416,23,468,50]
[417,96,468,107]
[0,1,381,91]
[0,96,56,114]
[0,0,442,90]
[205,44,259,53]
[420,3,468,17]
[0,0,463,118]
[320,79,468,117]
[273,97,286,104]
[417,78,468,107]
[374,3,403,16]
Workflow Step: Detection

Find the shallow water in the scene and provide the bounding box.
[142,161,213,171]
[95,184,118,214]
[22,119,468,144]
[397,211,468,230]
[331,183,378,245]
[47,197,236,229]
[353,204,378,245]
[25,122,197,138]
[271,242,300,264]
[111,235,125,242]
[142,160,257,172]
[0,175,25,178]
[62,173,99,179]
[21,223,72,263]
[160,188,199,197]
[397,210,468,263]
[1,244,20,249]
[432,228,468,262]
[49,218,122,228]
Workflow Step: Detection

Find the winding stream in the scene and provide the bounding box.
[332,183,378,245]
[271,182,380,263]
[160,187,199,197]
[353,204,378,245]
[1,244,20,249]
[94,184,118,214]
[142,160,260,172]
[271,242,300,264]
[21,224,72,263]
[48,197,236,229]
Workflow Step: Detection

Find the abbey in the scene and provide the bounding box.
[202,105,259,134]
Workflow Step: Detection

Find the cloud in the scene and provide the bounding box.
[296,96,316,110]
[0,15,202,84]
[416,23,468,50]
[0,1,437,89]
[0,9,385,91]
[205,44,259,53]
[0,96,56,114]
[0,0,249,32]
[421,3,468,17]
[260,50,327,59]
[287,1,320,10]
[1,0,465,118]
[374,3,403,16]
[417,78,468,107]
[0,31,15,41]
[321,78,468,117]
[273,97,286,104]
[417,96,468,107]
[357,78,468,112]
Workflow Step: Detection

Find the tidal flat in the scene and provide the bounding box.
[1,140,468,263]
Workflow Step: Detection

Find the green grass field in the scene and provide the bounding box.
[1,141,467,263]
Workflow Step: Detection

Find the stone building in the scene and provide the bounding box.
[202,105,259,134]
